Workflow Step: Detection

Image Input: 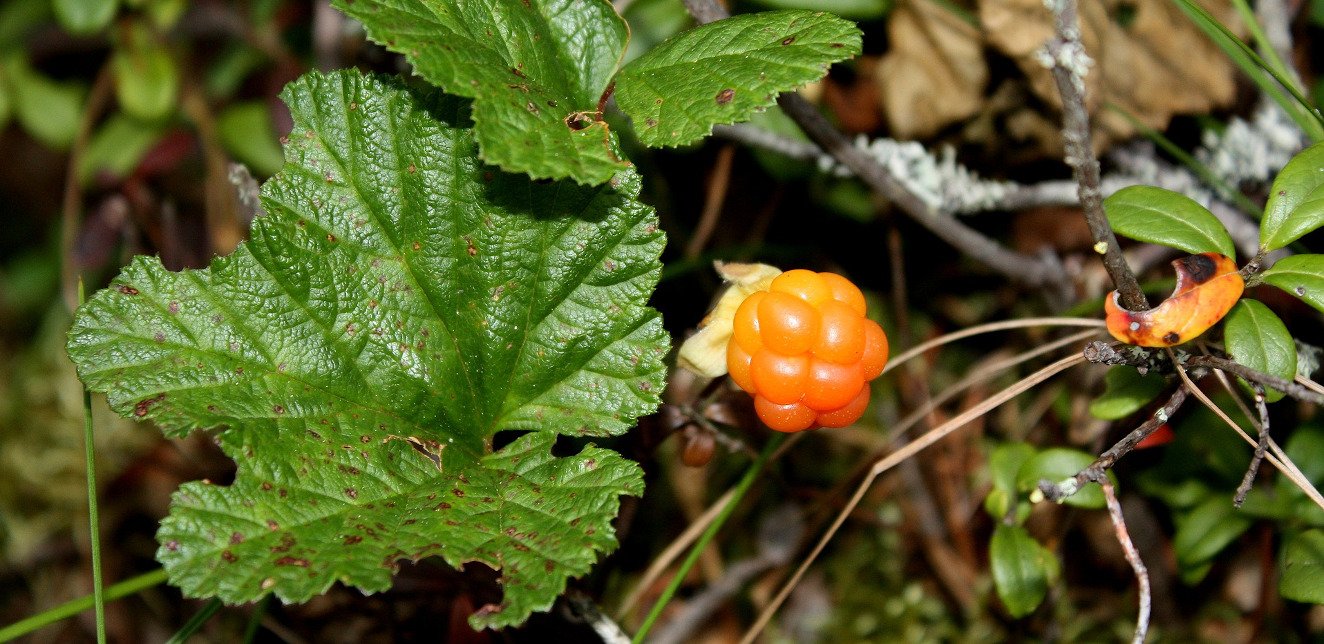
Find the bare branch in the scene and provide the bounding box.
[1185,355,1324,405]
[1234,384,1271,507]
[678,0,1067,290]
[1038,386,1188,503]
[776,94,1067,289]
[1101,479,1152,644]
[1043,0,1147,310]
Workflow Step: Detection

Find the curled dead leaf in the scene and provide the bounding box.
[677,262,783,377]
[1104,252,1244,347]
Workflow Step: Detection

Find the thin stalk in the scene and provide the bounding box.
[242,597,269,644]
[163,599,223,644]
[739,352,1087,644]
[78,279,107,644]
[0,569,168,642]
[1174,0,1324,140]
[1105,102,1261,216]
[631,434,786,644]
[1228,0,1298,93]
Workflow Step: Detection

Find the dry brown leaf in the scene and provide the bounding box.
[981,0,1243,146]
[876,0,989,138]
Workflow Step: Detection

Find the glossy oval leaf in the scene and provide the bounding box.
[1282,530,1324,604]
[1262,142,1324,251]
[1224,299,1297,403]
[983,442,1036,521]
[67,70,669,630]
[616,10,862,148]
[111,29,179,121]
[217,101,284,176]
[1088,366,1167,420]
[1261,254,1324,316]
[990,524,1056,618]
[77,112,166,184]
[53,0,117,35]
[1104,186,1235,257]
[1017,448,1108,509]
[4,54,85,150]
[1174,496,1253,581]
[332,0,631,185]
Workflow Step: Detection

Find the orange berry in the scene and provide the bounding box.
[819,272,867,316]
[859,319,889,380]
[750,348,809,405]
[813,300,866,364]
[754,395,817,432]
[726,340,756,394]
[757,291,819,355]
[732,290,765,353]
[802,358,864,412]
[770,269,832,308]
[816,385,871,428]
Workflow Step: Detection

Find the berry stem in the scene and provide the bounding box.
[630,434,785,643]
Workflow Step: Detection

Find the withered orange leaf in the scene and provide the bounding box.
[1105,253,1244,347]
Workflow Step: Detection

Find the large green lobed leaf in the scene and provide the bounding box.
[615,10,862,147]
[67,70,669,629]
[333,0,631,185]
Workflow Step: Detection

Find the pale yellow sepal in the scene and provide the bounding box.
[676,262,783,378]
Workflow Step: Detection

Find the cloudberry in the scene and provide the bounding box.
[727,270,888,432]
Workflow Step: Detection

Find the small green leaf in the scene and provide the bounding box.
[1017,448,1108,509]
[1262,142,1324,251]
[984,443,1036,521]
[1088,367,1167,420]
[1104,186,1236,257]
[52,0,118,35]
[1173,496,1254,580]
[1282,530,1324,603]
[217,101,284,176]
[1284,423,1324,488]
[4,54,85,150]
[990,524,1056,618]
[616,10,862,148]
[145,0,187,28]
[68,70,668,630]
[1223,299,1297,403]
[78,112,166,184]
[333,0,631,185]
[1261,254,1324,315]
[111,26,179,121]
[990,442,1036,496]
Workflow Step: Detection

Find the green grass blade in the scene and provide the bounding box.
[242,596,269,643]
[631,433,786,643]
[78,278,107,644]
[1106,102,1261,216]
[163,599,223,644]
[0,569,169,642]
[1173,0,1324,141]
[1227,0,1297,93]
